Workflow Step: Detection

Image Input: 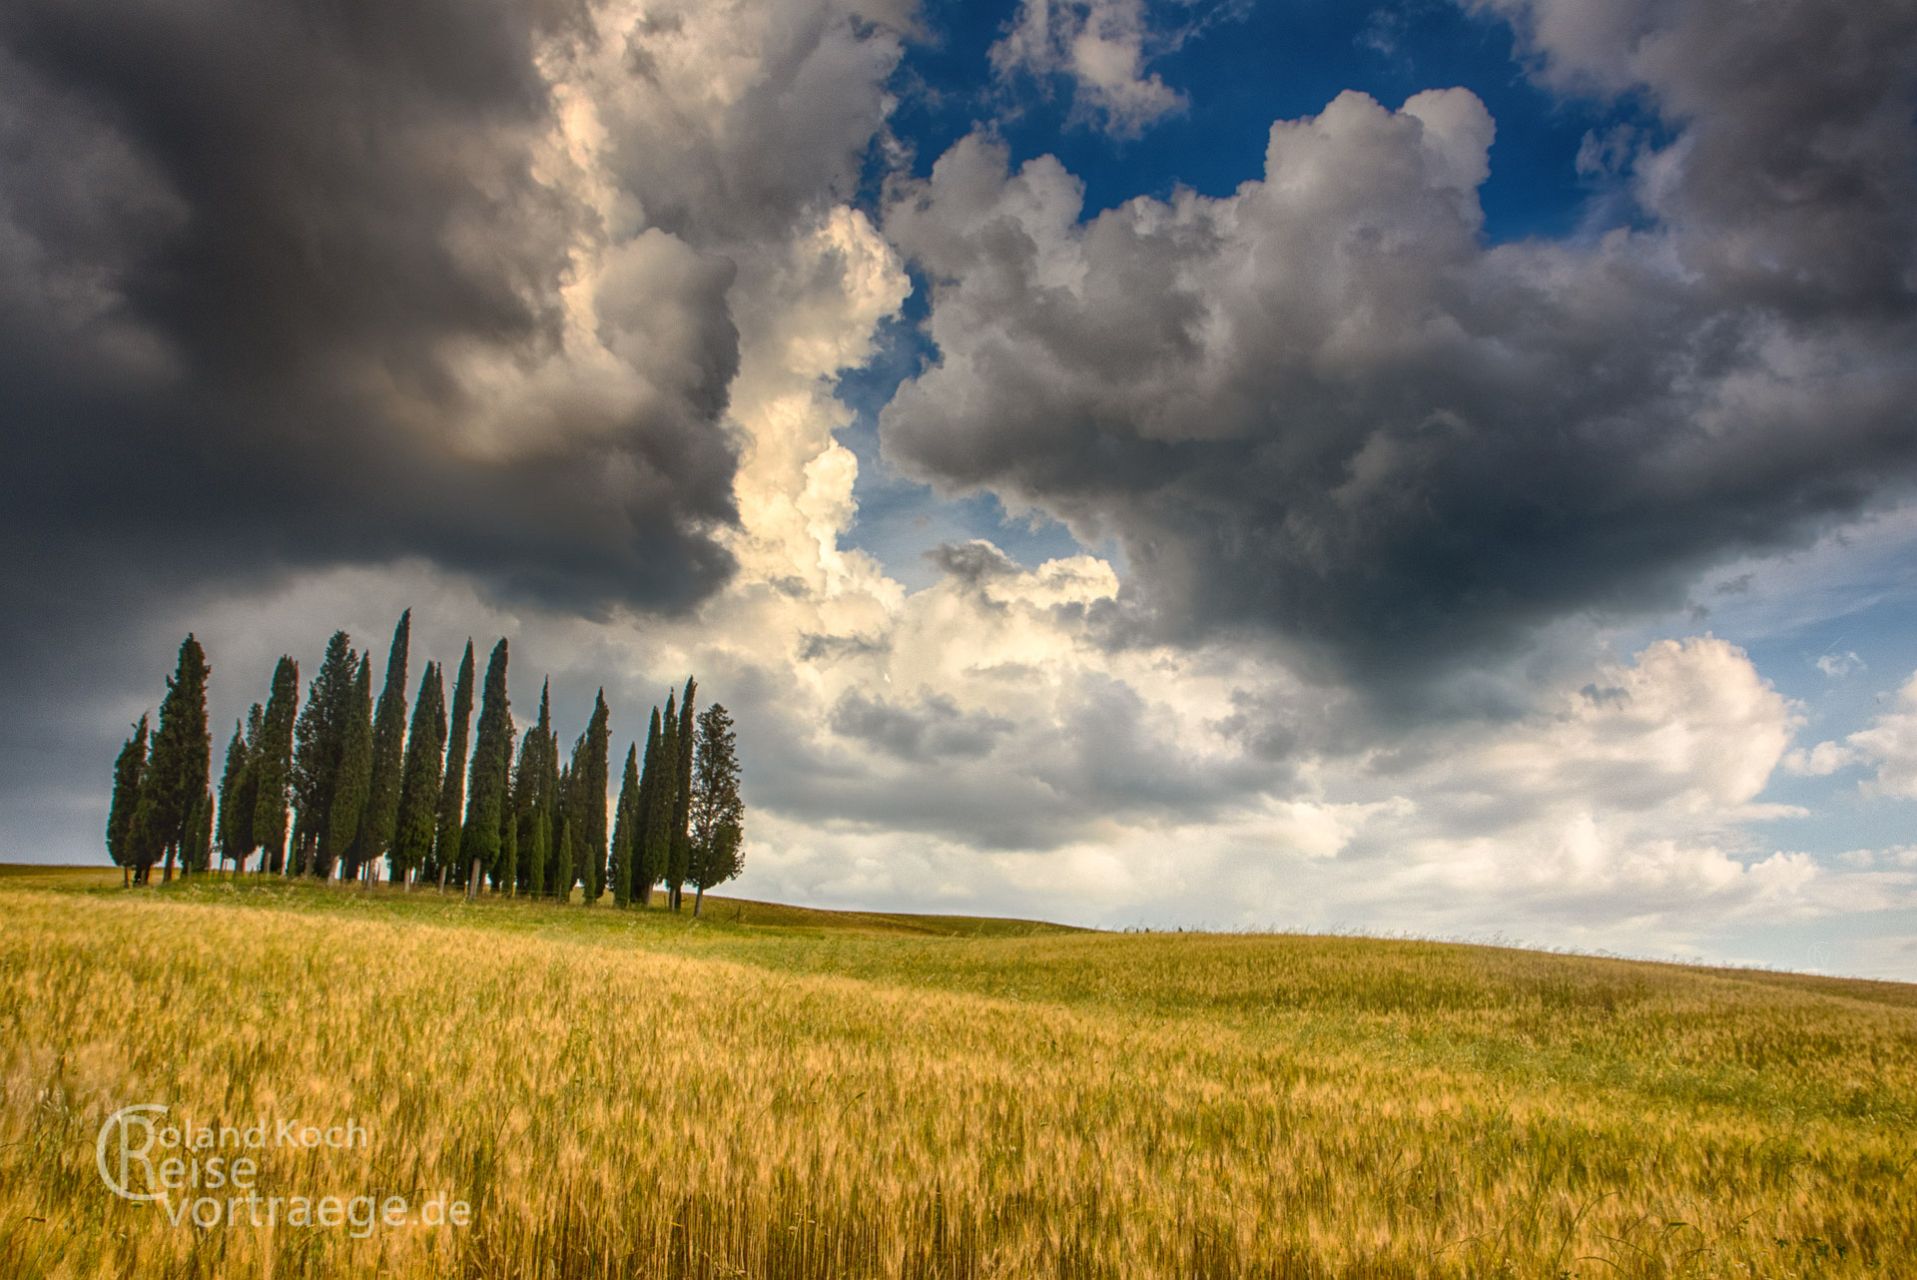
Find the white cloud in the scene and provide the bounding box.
[1785,740,1860,777]
[1815,650,1865,678]
[1841,672,1917,798]
[990,0,1188,137]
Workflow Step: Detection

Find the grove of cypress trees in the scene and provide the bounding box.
[327,654,374,880]
[138,634,212,883]
[688,703,744,916]
[610,743,639,907]
[362,610,411,875]
[671,679,696,909]
[433,640,475,891]
[253,657,299,874]
[579,691,611,903]
[291,632,356,877]
[391,662,446,889]
[461,639,511,899]
[107,715,149,886]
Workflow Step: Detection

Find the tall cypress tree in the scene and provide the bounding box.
[555,811,576,905]
[391,662,445,889]
[228,704,263,873]
[433,640,475,891]
[107,715,148,886]
[658,693,684,910]
[216,717,254,874]
[610,743,639,907]
[362,610,411,875]
[253,657,299,874]
[671,678,697,910]
[688,703,744,916]
[291,632,356,877]
[328,654,374,880]
[543,720,562,895]
[181,787,214,874]
[579,691,611,903]
[640,705,671,909]
[138,634,212,883]
[461,639,511,898]
[513,681,553,898]
[552,745,583,900]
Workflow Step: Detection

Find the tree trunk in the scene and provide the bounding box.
[693,885,704,917]
[466,858,481,900]
[162,845,176,884]
[438,863,448,893]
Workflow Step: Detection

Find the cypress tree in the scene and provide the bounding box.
[140,634,212,883]
[513,681,553,898]
[497,799,517,895]
[671,678,696,910]
[362,610,411,874]
[555,739,582,900]
[552,754,578,904]
[610,743,639,907]
[291,632,356,877]
[229,704,264,874]
[640,705,671,909]
[391,662,446,889]
[461,639,511,898]
[658,693,684,910]
[579,691,611,903]
[253,657,299,874]
[328,654,374,880]
[216,716,255,874]
[634,705,662,904]
[181,787,214,874]
[543,719,562,894]
[107,715,149,887]
[688,703,744,916]
[433,640,475,891]
[555,812,576,905]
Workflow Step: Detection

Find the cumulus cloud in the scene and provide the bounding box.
[1816,651,1866,679]
[990,0,1189,136]
[1819,672,1917,799]
[884,0,1917,693]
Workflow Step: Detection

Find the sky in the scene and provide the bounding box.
[4,0,1917,978]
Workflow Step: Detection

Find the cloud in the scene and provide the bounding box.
[1815,650,1866,679]
[0,0,915,858]
[883,0,1917,695]
[1831,672,1917,799]
[989,0,1188,137]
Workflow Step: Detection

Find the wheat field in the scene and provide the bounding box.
[1,869,1913,1278]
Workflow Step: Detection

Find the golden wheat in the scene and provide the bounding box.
[1,876,1912,1278]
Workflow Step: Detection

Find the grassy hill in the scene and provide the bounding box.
[1,868,1912,1277]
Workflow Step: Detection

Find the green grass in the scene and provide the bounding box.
[2,867,1913,1277]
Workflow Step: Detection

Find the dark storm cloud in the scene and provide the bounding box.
[0,0,760,859]
[0,0,741,621]
[879,0,1917,690]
